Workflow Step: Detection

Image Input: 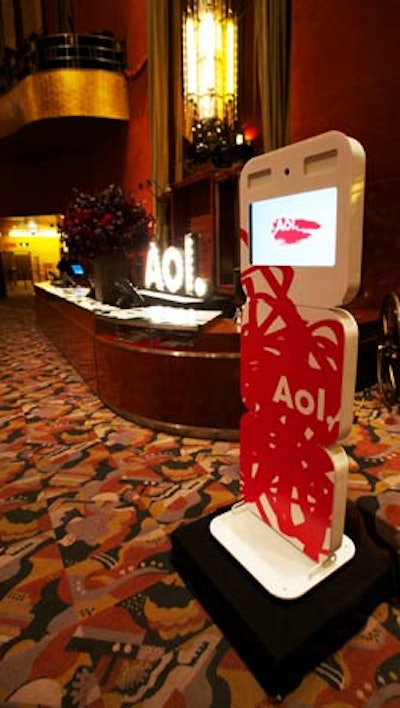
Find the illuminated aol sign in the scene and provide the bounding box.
[144,233,207,298]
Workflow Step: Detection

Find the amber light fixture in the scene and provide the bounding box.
[183,0,251,166]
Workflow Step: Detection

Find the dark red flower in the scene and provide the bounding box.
[58,184,152,260]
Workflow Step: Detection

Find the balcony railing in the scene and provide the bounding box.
[0,31,130,143]
[0,32,126,95]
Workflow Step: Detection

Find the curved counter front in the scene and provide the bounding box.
[34,284,243,439]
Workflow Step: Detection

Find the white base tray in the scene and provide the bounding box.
[209,503,356,600]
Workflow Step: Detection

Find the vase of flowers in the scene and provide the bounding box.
[58,184,152,302]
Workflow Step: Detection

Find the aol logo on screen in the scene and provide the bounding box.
[144,233,207,297]
[272,375,326,422]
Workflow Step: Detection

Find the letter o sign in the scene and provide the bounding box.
[294,389,314,416]
[162,247,184,293]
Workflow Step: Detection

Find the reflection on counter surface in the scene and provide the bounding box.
[34,282,243,439]
[38,282,223,329]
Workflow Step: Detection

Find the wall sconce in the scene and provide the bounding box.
[183,0,252,167]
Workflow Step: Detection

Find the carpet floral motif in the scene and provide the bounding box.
[1,293,400,706]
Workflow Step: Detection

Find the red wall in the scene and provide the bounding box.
[290,0,400,181]
[290,0,400,305]
[72,0,151,206]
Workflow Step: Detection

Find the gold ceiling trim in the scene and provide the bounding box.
[0,69,129,139]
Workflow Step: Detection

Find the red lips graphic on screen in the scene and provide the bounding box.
[272,217,321,244]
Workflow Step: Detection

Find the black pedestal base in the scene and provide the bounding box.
[170,504,393,698]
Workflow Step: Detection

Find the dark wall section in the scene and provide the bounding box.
[290,0,400,307]
[0,0,151,218]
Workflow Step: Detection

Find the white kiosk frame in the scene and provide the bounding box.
[210,131,366,599]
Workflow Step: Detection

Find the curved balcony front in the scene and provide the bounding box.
[0,33,129,143]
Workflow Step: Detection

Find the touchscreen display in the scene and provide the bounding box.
[249,186,337,267]
[70,263,85,276]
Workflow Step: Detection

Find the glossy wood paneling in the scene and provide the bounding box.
[35,286,378,437]
[35,287,98,393]
[95,336,243,437]
[35,286,243,438]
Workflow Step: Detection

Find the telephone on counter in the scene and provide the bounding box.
[109,279,146,308]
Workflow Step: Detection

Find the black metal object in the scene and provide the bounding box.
[377,291,400,407]
[171,504,393,699]
[0,32,126,95]
[23,32,125,75]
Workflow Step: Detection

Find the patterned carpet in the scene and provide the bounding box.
[1,290,400,707]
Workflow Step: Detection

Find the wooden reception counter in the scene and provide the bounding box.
[34,283,243,439]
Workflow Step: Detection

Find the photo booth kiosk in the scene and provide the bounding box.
[171,132,393,697]
[210,130,365,598]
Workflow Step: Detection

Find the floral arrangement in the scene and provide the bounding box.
[58,183,152,260]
